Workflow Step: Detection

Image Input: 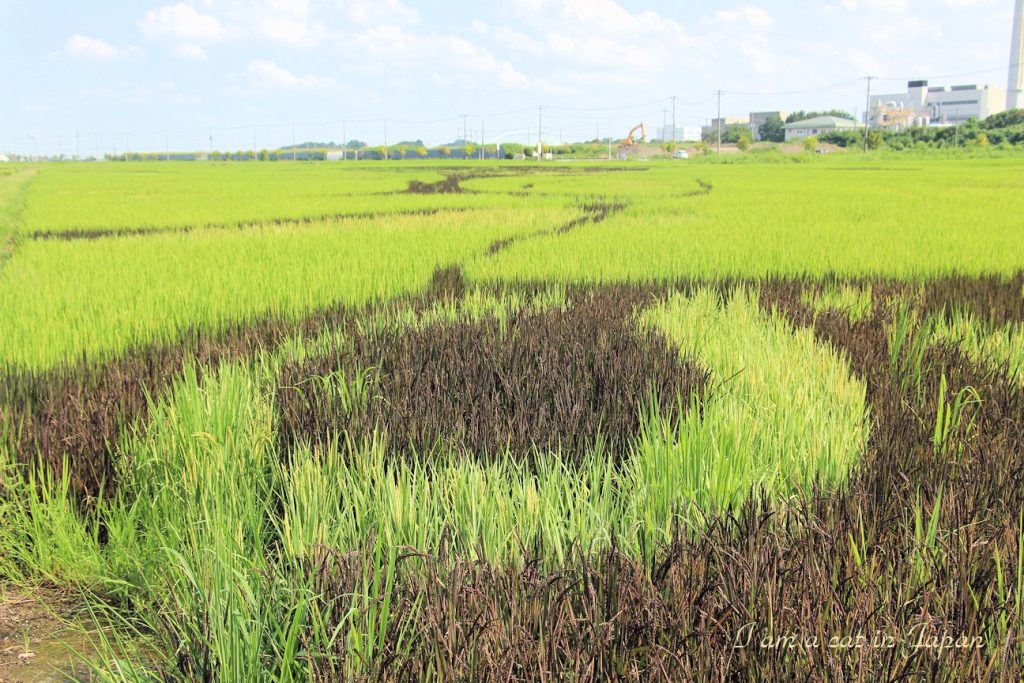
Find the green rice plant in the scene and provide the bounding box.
[802,282,873,322]
[634,288,869,536]
[931,309,1024,387]
[888,300,932,398]
[910,486,945,588]
[0,168,35,269]
[466,159,1024,283]
[0,207,576,372]
[0,448,105,586]
[279,436,622,568]
[379,284,570,335]
[20,163,574,236]
[932,373,982,461]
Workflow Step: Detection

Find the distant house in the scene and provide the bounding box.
[0,154,9,163]
[784,116,858,141]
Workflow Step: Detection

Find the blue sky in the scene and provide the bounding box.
[0,0,1017,155]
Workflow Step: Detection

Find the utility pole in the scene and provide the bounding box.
[716,90,723,154]
[209,128,213,158]
[662,106,669,143]
[862,76,873,153]
[480,118,485,160]
[537,105,543,161]
[671,95,677,148]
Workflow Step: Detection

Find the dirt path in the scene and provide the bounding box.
[0,589,92,683]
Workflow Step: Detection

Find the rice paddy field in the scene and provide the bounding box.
[0,154,1023,680]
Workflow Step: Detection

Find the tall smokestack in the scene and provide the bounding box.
[1010,0,1024,110]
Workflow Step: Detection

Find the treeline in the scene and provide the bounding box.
[100,140,621,162]
[817,109,1024,150]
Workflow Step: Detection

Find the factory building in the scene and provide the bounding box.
[655,126,703,142]
[869,80,1007,130]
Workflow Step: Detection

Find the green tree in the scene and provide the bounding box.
[982,109,1024,129]
[737,133,752,152]
[758,115,786,143]
[787,110,854,124]
[802,136,819,153]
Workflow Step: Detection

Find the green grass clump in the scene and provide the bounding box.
[931,310,1024,386]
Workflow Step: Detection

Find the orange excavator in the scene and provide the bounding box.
[624,122,647,145]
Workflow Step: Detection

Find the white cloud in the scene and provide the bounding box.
[139,3,226,40]
[863,0,909,13]
[257,16,325,45]
[739,35,781,74]
[64,35,140,60]
[706,5,775,29]
[244,59,335,89]
[346,0,419,25]
[547,33,660,68]
[348,27,532,90]
[845,47,883,74]
[172,43,208,60]
[492,26,546,55]
[164,0,329,45]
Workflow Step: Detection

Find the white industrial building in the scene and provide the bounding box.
[869,80,1007,130]
[783,116,857,141]
[656,125,703,142]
